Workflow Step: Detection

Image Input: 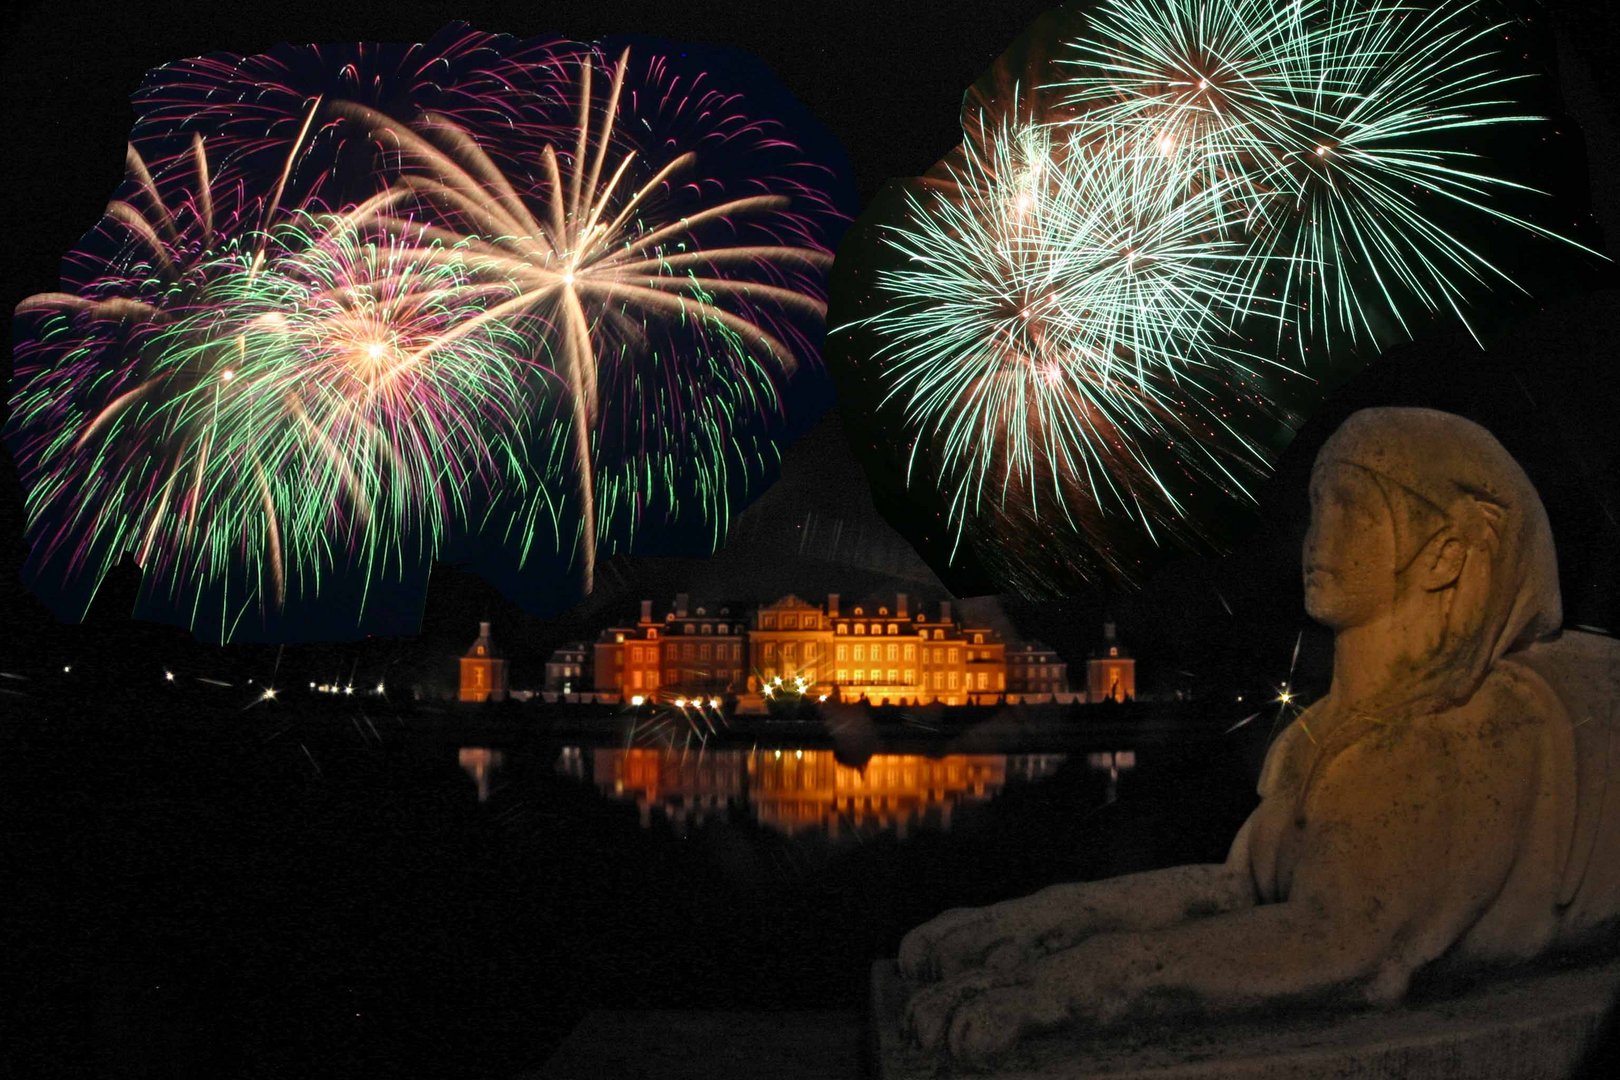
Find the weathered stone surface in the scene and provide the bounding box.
[894,409,1620,1066]
[872,958,1620,1079]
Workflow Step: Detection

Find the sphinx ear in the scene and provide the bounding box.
[1416,534,1467,591]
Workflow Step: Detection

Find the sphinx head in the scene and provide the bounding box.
[1305,408,1561,703]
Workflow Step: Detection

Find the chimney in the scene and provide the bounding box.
[1104,621,1116,642]
[940,600,952,624]
[640,599,653,624]
[479,621,492,640]
[897,592,908,618]
[675,592,690,618]
[827,592,840,618]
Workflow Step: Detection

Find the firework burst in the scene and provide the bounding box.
[833,0,1595,595]
[853,106,1283,583]
[1056,0,1593,348]
[131,24,578,211]
[10,136,545,634]
[336,45,839,591]
[10,31,847,637]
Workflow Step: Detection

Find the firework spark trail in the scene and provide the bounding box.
[335,45,838,592]
[860,111,1279,568]
[9,136,546,636]
[11,33,846,635]
[130,24,579,212]
[1054,0,1599,349]
[840,0,1597,593]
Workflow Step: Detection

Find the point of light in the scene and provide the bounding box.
[262,687,277,701]
[631,695,645,706]
[219,369,235,383]
[675,697,687,708]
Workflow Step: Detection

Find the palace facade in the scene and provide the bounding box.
[576,592,1120,707]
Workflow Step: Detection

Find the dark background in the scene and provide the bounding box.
[3,0,1617,667]
[2,4,1617,1076]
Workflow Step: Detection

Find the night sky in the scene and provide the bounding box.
[3,0,1617,668]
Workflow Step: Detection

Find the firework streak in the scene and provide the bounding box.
[8,30,844,636]
[837,0,1597,594]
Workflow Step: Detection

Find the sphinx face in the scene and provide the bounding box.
[1304,463,1400,629]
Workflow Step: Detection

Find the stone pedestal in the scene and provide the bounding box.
[870,958,1620,1079]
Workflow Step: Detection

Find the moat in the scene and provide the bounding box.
[10,700,1268,1079]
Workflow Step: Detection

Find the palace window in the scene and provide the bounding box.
[836,624,847,635]
[904,644,915,661]
[855,624,866,635]
[700,644,711,660]
[887,669,898,684]
[904,669,915,683]
[837,644,847,661]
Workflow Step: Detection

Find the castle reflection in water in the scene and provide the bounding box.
[548,745,1076,841]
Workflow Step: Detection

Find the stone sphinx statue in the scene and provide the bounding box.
[899,407,1620,1064]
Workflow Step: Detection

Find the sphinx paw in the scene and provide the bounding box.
[904,970,1009,1052]
[946,987,1033,1064]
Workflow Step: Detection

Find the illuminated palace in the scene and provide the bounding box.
[586,592,1131,707]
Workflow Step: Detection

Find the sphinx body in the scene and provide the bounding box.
[900,409,1620,1063]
